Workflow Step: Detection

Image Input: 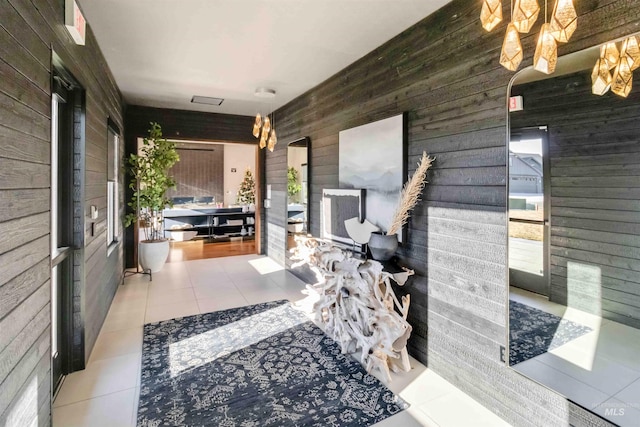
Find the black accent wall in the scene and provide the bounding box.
[0,0,124,425]
[265,1,640,426]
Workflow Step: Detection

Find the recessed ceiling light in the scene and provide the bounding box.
[254,88,276,98]
[191,96,224,106]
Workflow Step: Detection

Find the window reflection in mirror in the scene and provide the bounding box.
[508,33,640,426]
[286,137,309,250]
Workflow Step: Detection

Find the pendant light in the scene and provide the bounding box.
[252,88,278,151]
[252,113,262,138]
[592,37,640,98]
[549,0,577,43]
[623,36,640,71]
[533,2,557,74]
[612,39,634,98]
[591,58,612,96]
[267,129,277,152]
[259,130,267,149]
[534,24,557,74]
[601,42,620,69]
[480,0,503,32]
[259,115,270,149]
[500,23,524,71]
[261,116,271,142]
[611,59,633,98]
[512,0,540,33]
[481,0,578,74]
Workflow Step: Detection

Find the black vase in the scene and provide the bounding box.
[368,232,398,261]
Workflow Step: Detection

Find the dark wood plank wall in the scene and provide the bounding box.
[265,1,640,425]
[123,106,259,267]
[0,0,124,425]
[511,71,640,329]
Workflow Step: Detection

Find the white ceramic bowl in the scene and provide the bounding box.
[168,230,198,241]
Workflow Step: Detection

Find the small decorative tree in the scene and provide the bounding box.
[287,167,302,203]
[124,122,179,241]
[236,167,256,205]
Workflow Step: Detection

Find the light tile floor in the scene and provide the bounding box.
[510,287,640,427]
[53,255,511,427]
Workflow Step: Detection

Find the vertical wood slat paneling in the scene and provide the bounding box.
[167,145,225,202]
[0,0,124,425]
[266,1,639,425]
[511,71,640,329]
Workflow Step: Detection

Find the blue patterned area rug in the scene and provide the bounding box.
[137,300,407,427]
[509,300,593,365]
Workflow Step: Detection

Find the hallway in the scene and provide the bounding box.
[51,255,510,427]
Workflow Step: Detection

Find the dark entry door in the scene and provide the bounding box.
[51,74,75,395]
[508,128,550,296]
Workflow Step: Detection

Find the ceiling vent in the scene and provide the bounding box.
[191,96,224,106]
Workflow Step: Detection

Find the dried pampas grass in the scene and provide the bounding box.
[387,152,434,236]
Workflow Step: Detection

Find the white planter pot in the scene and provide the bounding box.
[139,239,170,273]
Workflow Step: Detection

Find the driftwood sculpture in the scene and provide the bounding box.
[292,236,412,382]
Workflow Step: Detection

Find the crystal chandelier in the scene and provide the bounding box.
[252,88,278,152]
[481,0,577,73]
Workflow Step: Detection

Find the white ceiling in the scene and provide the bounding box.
[78,0,452,116]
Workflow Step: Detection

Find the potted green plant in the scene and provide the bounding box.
[287,166,302,203]
[124,122,179,272]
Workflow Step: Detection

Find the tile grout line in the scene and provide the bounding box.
[535,351,640,399]
[53,386,138,409]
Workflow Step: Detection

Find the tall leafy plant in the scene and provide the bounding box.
[287,167,302,203]
[124,122,179,241]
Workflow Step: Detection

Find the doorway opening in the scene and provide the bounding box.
[51,54,86,397]
[508,127,550,297]
[133,139,260,263]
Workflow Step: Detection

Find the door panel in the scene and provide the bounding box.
[51,75,75,396]
[508,129,550,296]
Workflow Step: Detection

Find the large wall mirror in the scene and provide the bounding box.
[286,137,310,251]
[507,33,640,425]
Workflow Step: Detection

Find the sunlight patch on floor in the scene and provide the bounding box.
[249,257,285,275]
[168,304,305,377]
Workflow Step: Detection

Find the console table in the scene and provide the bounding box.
[163,207,255,242]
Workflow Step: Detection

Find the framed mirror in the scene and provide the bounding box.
[286,137,310,250]
[507,33,640,425]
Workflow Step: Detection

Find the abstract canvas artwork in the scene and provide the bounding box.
[339,114,405,241]
[321,189,365,246]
